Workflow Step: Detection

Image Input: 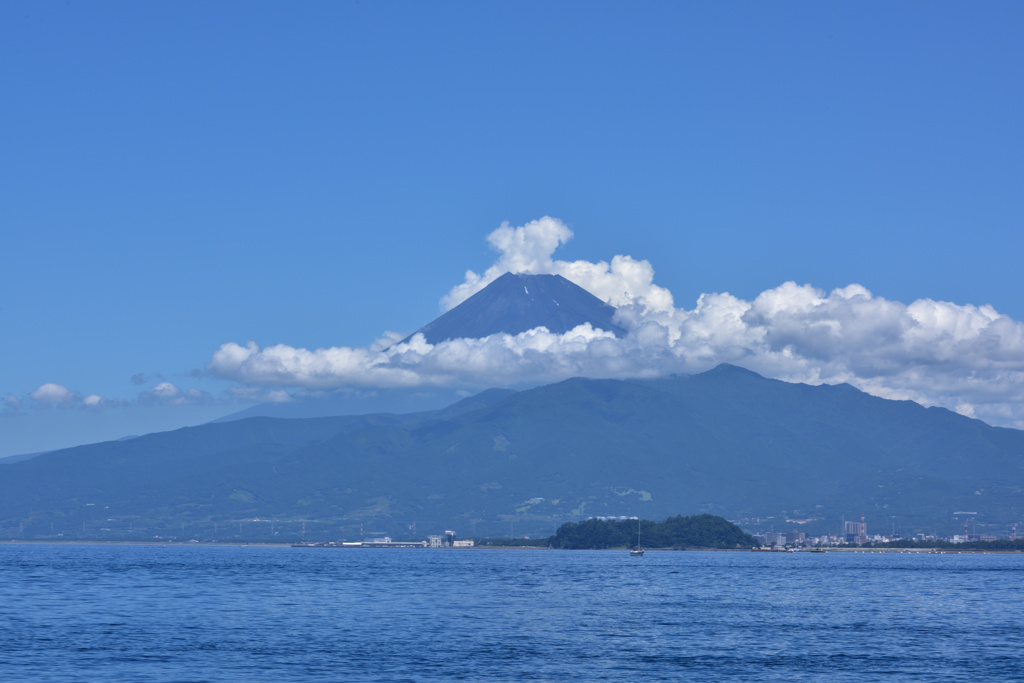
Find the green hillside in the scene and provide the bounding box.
[2,365,1022,541]
[549,514,760,549]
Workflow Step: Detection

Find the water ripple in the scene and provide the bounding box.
[0,545,1022,682]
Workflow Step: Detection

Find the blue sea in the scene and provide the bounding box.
[1,544,1021,682]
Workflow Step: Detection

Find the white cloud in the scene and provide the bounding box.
[440,217,674,314]
[24,385,117,410]
[151,382,181,399]
[140,382,214,406]
[226,386,295,404]
[210,340,422,389]
[18,378,221,412]
[30,383,76,404]
[207,217,1024,430]
[82,394,105,408]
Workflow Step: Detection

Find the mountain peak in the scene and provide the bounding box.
[703,363,765,379]
[402,272,626,344]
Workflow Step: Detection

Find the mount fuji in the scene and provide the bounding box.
[217,272,623,421]
[400,272,626,345]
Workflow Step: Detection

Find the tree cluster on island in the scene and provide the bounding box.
[547,514,760,550]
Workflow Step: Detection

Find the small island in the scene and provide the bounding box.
[548,514,760,550]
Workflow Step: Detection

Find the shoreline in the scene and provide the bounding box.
[3,539,1021,553]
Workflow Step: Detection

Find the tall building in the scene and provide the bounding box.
[844,515,867,544]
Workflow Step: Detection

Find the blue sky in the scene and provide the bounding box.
[3,2,1023,457]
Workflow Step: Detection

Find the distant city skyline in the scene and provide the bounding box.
[3,2,1023,457]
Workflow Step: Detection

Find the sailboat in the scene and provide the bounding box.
[630,517,644,556]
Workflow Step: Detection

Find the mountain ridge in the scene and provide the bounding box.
[2,364,1021,540]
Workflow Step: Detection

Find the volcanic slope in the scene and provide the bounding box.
[2,366,1023,538]
[400,271,626,344]
[220,272,625,422]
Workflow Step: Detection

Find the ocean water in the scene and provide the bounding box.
[0,545,1021,682]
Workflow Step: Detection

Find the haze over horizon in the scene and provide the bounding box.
[3,3,1022,457]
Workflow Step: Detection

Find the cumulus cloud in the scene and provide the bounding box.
[226,385,298,403]
[139,382,213,406]
[24,384,117,410]
[82,395,105,409]
[151,382,181,399]
[16,378,219,412]
[30,383,77,404]
[207,217,1024,430]
[441,217,674,314]
[210,340,423,390]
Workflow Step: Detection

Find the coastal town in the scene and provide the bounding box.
[754,515,1020,549]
